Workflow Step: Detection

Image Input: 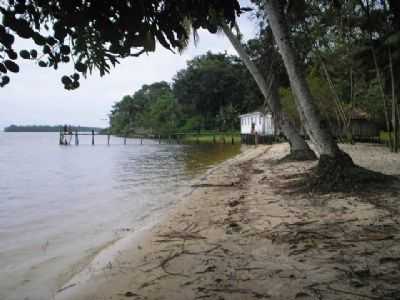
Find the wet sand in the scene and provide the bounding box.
[56,143,400,300]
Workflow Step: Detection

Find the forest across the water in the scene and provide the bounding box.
[4,125,103,132]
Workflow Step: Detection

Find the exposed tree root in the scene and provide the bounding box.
[279,149,317,163]
[307,151,397,193]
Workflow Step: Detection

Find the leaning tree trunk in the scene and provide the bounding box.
[263,0,353,165]
[269,82,316,160]
[223,24,316,160]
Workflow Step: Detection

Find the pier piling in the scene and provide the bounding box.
[59,129,63,145]
[75,130,79,145]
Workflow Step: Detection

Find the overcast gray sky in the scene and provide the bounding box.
[0,4,259,129]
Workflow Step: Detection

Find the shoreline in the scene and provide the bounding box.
[55,145,256,299]
[56,143,400,300]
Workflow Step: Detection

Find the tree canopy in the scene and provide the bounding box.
[109,52,263,135]
[0,0,244,88]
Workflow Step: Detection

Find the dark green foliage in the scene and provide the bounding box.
[38,60,47,67]
[30,49,37,59]
[72,73,79,81]
[0,0,243,88]
[0,63,7,73]
[4,59,19,72]
[61,73,80,90]
[74,63,86,73]
[19,50,30,59]
[61,76,72,86]
[109,52,262,135]
[0,75,10,87]
[249,0,400,134]
[6,49,17,60]
[173,52,262,130]
[60,45,70,55]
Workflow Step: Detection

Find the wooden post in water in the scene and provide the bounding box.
[140,137,143,145]
[59,129,63,145]
[124,136,127,145]
[213,135,216,144]
[231,136,234,145]
[75,129,79,145]
[91,130,95,145]
[107,134,110,145]
[159,135,161,144]
[223,136,226,144]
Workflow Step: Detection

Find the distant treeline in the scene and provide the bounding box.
[4,125,103,132]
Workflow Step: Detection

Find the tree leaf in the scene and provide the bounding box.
[4,60,19,73]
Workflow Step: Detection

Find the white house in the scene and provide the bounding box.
[239,111,276,136]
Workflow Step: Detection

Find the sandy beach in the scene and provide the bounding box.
[56,143,400,300]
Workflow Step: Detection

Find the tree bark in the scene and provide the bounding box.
[223,24,316,160]
[389,48,399,152]
[372,48,393,149]
[263,0,345,159]
[270,83,317,160]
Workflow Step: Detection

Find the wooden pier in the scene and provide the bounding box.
[240,133,278,145]
[59,128,277,146]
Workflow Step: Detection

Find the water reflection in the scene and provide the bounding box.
[181,144,241,175]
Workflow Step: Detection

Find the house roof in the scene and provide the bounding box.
[239,111,271,118]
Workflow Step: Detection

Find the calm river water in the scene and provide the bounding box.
[0,132,240,300]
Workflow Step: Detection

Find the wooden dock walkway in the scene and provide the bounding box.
[59,129,278,146]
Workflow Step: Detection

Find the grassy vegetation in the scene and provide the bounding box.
[380,131,391,143]
[180,132,241,144]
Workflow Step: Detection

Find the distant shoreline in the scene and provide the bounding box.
[4,125,104,133]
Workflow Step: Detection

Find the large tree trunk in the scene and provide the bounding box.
[263,0,346,160]
[389,48,399,152]
[269,82,316,160]
[223,24,316,160]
